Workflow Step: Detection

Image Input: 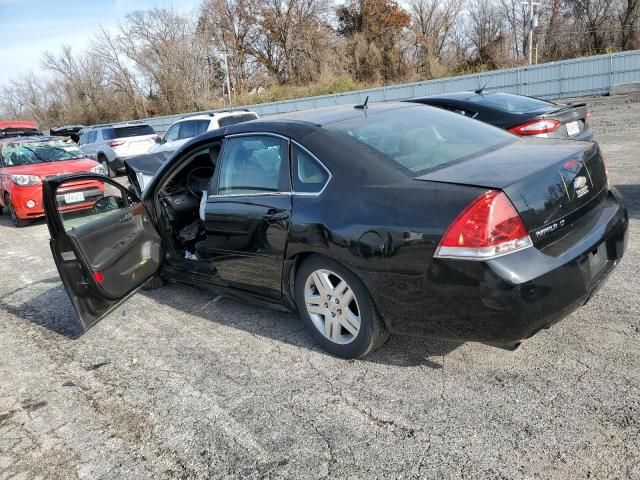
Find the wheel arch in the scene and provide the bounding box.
[285,250,391,330]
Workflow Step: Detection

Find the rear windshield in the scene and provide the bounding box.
[104,125,155,139]
[468,93,554,113]
[0,128,41,139]
[324,106,513,175]
[1,139,86,166]
[217,113,258,128]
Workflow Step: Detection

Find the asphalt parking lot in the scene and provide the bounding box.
[1,94,639,480]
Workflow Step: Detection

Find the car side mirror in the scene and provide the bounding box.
[94,195,124,212]
[155,136,162,144]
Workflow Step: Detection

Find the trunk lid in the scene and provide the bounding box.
[541,103,588,138]
[416,138,608,248]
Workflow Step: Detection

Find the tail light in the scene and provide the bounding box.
[435,190,532,260]
[508,119,561,136]
[108,140,125,147]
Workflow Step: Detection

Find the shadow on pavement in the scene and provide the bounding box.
[615,184,640,220]
[139,283,461,367]
[0,277,84,339]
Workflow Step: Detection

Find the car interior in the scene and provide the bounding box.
[156,141,220,261]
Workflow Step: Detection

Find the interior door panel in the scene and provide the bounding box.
[43,174,162,330]
[66,203,162,299]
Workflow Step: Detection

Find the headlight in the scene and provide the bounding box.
[10,175,41,186]
[90,164,108,175]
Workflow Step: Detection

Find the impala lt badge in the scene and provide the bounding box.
[574,175,589,198]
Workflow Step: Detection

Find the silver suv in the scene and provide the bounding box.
[149,110,258,155]
[78,123,158,177]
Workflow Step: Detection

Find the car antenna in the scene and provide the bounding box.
[354,96,369,110]
[474,81,490,95]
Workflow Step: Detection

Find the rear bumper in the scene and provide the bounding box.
[372,188,628,346]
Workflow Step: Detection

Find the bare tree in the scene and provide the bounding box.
[408,0,464,77]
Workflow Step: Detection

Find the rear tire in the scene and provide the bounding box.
[294,255,389,359]
[4,194,28,228]
[99,156,116,178]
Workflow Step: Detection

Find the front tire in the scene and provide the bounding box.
[4,194,28,228]
[294,255,389,358]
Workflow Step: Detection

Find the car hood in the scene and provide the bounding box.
[2,158,99,177]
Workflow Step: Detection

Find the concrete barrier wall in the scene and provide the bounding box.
[108,50,640,133]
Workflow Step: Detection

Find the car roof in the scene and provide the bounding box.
[0,121,38,130]
[409,91,479,102]
[180,110,258,122]
[51,125,84,131]
[0,135,62,145]
[266,102,415,126]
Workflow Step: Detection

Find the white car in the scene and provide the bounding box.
[150,110,259,155]
[78,123,158,177]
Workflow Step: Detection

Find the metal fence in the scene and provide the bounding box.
[128,50,640,133]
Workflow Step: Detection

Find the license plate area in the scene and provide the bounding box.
[63,191,85,204]
[566,121,580,136]
[589,244,608,276]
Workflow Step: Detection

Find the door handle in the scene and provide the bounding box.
[119,212,133,222]
[263,210,289,222]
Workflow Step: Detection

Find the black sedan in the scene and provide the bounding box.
[42,102,627,358]
[408,91,593,141]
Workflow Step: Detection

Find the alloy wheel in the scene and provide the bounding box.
[304,269,361,345]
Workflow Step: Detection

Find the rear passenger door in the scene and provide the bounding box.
[203,134,291,299]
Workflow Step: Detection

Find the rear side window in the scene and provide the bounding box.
[468,93,554,113]
[194,120,210,136]
[113,125,155,138]
[87,131,97,143]
[217,113,258,128]
[325,106,513,175]
[292,145,329,193]
[101,128,115,140]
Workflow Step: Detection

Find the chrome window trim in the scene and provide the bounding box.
[208,191,291,199]
[290,140,332,197]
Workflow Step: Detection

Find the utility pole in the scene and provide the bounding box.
[523,0,540,65]
[223,53,232,107]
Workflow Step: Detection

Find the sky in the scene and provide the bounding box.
[0,0,202,88]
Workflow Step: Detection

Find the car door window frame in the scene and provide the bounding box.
[209,132,292,198]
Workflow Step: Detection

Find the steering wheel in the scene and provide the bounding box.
[186,167,215,198]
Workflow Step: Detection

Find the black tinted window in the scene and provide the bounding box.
[293,145,329,193]
[468,93,554,113]
[217,113,258,128]
[325,106,512,174]
[194,120,210,135]
[218,136,287,195]
[113,125,155,138]
[102,128,115,140]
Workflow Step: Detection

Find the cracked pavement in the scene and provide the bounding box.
[1,94,640,479]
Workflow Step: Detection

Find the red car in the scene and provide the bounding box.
[0,136,107,227]
[0,120,41,139]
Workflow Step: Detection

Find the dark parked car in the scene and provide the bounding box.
[50,125,85,143]
[408,91,593,141]
[42,102,627,358]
